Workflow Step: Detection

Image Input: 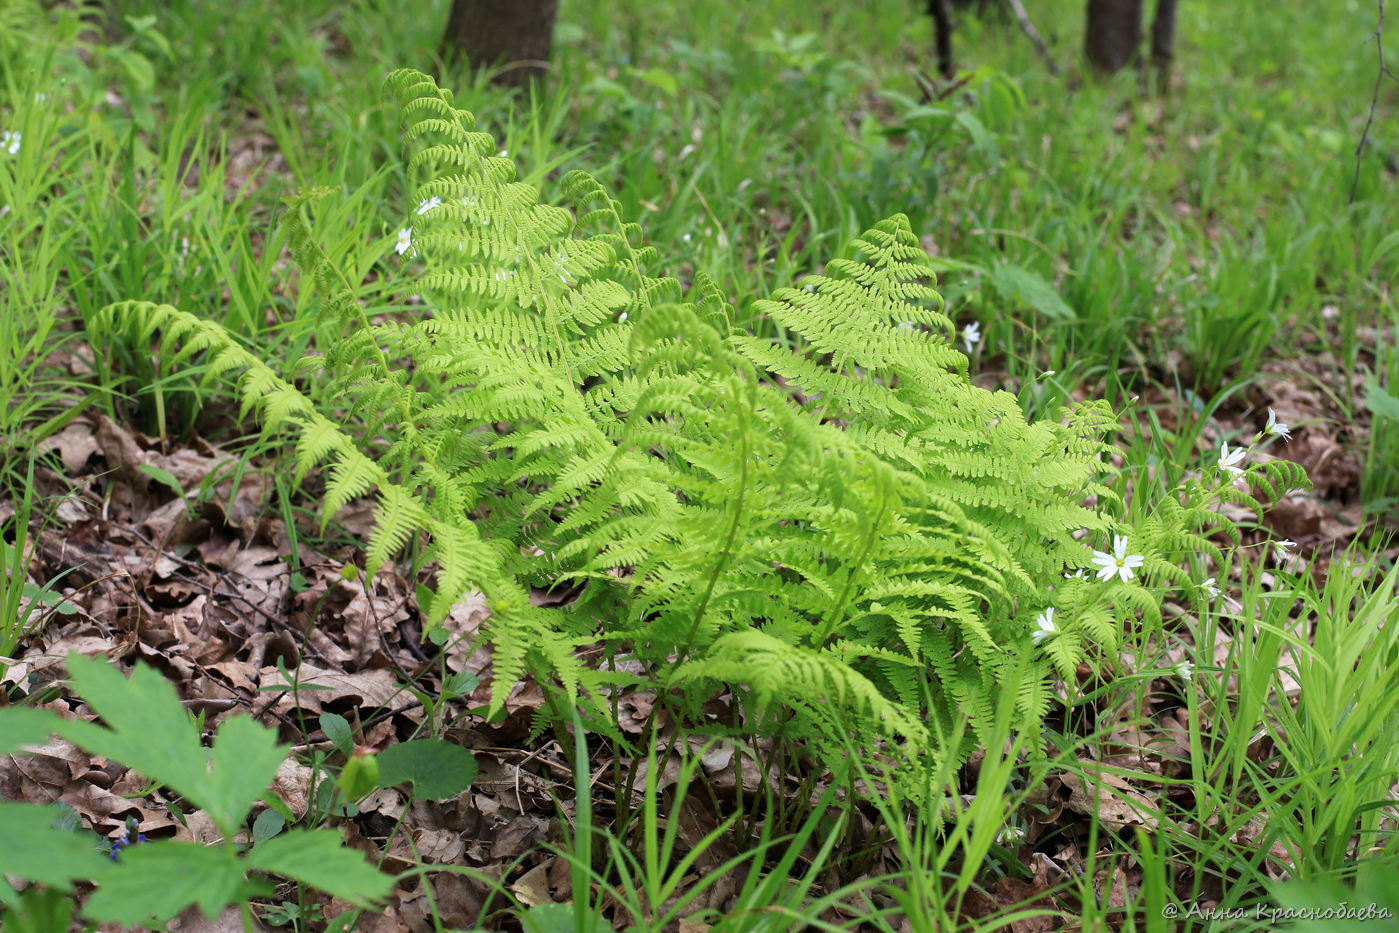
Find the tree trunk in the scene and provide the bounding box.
[441,0,559,88]
[926,0,955,78]
[1149,0,1179,86]
[1085,0,1143,74]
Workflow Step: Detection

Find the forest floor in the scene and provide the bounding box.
[3,0,1398,929]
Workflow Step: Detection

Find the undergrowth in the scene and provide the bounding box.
[95,69,1308,794]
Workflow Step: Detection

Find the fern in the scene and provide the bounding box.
[91,69,1308,787]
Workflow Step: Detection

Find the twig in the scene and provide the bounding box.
[1007,0,1060,76]
[1353,0,1397,203]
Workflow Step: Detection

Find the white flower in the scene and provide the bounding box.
[1217,442,1247,481]
[415,196,442,216]
[683,233,692,243]
[1264,408,1291,441]
[1091,535,1144,584]
[961,320,981,353]
[1,131,19,155]
[1031,607,1057,644]
[498,148,509,158]
[897,320,916,332]
[995,824,1026,845]
[1063,568,1086,580]
[1200,577,1220,599]
[1273,539,1295,565]
[395,227,414,256]
[1171,659,1194,680]
[618,312,628,322]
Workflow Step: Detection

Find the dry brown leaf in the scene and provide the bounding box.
[37,420,100,474]
[414,826,466,864]
[509,861,553,907]
[167,906,249,932]
[270,758,315,820]
[490,813,546,860]
[1060,769,1162,832]
[258,664,401,718]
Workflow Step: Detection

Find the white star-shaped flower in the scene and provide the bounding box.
[1264,408,1291,441]
[1,131,19,155]
[415,196,442,216]
[995,824,1026,845]
[961,320,981,353]
[1031,607,1057,644]
[1273,539,1295,565]
[1217,442,1247,481]
[1201,577,1220,599]
[1091,535,1144,584]
[395,227,414,256]
[1171,659,1194,680]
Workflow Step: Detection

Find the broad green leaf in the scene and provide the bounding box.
[1364,380,1399,423]
[319,712,353,757]
[244,829,392,907]
[60,657,287,834]
[632,67,678,97]
[0,707,63,754]
[205,714,290,832]
[989,263,1076,320]
[519,903,582,933]
[58,656,207,802]
[112,48,155,93]
[954,111,995,157]
[2,885,78,931]
[0,803,109,890]
[50,801,84,833]
[442,671,479,699]
[81,842,250,925]
[374,738,478,801]
[252,807,286,845]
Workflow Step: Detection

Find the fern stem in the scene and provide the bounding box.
[679,377,751,659]
[619,378,753,826]
[814,483,890,648]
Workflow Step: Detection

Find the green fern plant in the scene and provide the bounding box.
[92,69,1308,785]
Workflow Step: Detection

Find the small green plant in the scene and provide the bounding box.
[0,655,393,928]
[0,460,80,678]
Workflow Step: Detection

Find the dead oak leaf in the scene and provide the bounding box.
[1059,768,1163,833]
[258,664,403,718]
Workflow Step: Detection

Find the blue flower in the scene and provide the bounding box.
[109,817,148,861]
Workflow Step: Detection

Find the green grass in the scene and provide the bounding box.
[2,0,1397,928]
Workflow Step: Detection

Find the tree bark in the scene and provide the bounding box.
[1150,0,1180,85]
[927,0,956,78]
[441,0,559,88]
[1085,0,1143,74]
